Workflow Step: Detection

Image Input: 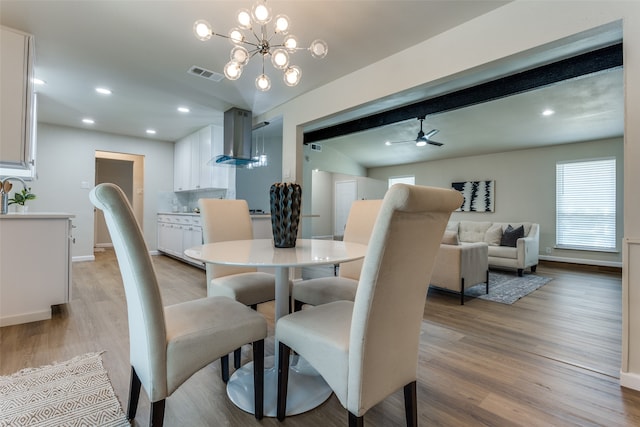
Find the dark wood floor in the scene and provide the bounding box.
[2,250,640,426]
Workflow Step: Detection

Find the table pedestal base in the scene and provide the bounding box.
[226,355,332,417]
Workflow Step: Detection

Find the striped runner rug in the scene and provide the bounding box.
[0,352,129,427]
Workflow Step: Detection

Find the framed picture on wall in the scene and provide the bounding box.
[452,180,495,212]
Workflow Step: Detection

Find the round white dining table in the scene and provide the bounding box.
[184,238,367,417]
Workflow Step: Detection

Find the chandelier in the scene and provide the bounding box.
[193,0,328,92]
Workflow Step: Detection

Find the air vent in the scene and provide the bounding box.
[188,65,224,82]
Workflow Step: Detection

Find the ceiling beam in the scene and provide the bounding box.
[303,43,623,145]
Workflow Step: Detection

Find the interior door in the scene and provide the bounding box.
[334,180,357,238]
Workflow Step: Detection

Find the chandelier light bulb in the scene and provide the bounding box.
[271,49,290,70]
[310,39,328,59]
[283,66,301,87]
[252,1,271,24]
[193,1,327,92]
[237,9,252,29]
[193,20,213,41]
[256,74,271,91]
[274,15,290,33]
[224,61,243,80]
[229,28,244,44]
[231,46,250,65]
[283,35,298,50]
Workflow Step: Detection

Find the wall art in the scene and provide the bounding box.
[452,180,495,212]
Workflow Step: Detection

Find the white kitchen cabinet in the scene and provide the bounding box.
[0,213,74,326]
[157,213,203,267]
[0,26,36,178]
[173,125,231,191]
[173,136,191,191]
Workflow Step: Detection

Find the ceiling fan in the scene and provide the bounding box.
[385,116,443,147]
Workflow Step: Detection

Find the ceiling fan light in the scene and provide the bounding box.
[416,140,427,147]
[224,61,243,80]
[237,9,252,29]
[283,66,301,86]
[252,1,271,24]
[231,46,250,65]
[193,20,213,41]
[274,14,290,33]
[256,74,271,91]
[229,28,245,44]
[271,49,290,69]
[310,39,328,58]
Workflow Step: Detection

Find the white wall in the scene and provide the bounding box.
[31,123,174,260]
[368,138,624,266]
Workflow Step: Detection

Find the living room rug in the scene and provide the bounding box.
[465,270,553,304]
[0,352,129,427]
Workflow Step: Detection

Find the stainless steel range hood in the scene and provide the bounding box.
[214,108,257,167]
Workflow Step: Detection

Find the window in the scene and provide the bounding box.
[556,158,616,251]
[388,175,415,188]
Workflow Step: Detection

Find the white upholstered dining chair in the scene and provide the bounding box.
[276,184,463,426]
[90,183,267,426]
[198,198,281,377]
[292,199,382,310]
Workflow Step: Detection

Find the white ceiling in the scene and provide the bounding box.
[0,1,624,169]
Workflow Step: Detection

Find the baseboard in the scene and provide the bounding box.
[95,243,114,248]
[538,255,622,269]
[620,370,640,391]
[73,255,95,262]
[0,309,52,327]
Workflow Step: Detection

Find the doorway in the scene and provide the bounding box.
[94,151,144,249]
[334,180,357,238]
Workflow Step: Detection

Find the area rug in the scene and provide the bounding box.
[0,352,129,427]
[465,270,552,304]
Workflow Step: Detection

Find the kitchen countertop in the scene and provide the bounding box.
[158,211,270,217]
[0,212,75,219]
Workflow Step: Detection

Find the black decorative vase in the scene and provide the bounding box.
[270,182,302,248]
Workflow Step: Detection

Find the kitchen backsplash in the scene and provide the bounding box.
[157,188,227,213]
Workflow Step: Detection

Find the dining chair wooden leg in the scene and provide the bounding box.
[234,348,242,369]
[149,399,165,427]
[127,366,141,420]
[221,355,230,383]
[276,342,291,421]
[404,381,418,427]
[348,412,364,427]
[252,339,265,420]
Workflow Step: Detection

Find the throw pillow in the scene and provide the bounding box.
[500,224,525,247]
[441,230,460,245]
[484,224,503,246]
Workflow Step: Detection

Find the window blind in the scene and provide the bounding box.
[556,158,616,251]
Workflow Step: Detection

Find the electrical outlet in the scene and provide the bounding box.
[545,247,552,254]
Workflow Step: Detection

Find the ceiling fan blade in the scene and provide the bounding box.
[385,139,415,145]
[427,140,444,147]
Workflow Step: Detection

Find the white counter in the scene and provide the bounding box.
[0,213,75,326]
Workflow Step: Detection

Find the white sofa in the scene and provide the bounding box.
[447,221,540,276]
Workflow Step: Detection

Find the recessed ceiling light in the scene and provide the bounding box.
[82,118,95,124]
[33,78,46,85]
[542,109,555,116]
[95,87,112,95]
[146,129,157,135]
[177,106,190,113]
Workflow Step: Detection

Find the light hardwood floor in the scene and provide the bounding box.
[2,250,640,426]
